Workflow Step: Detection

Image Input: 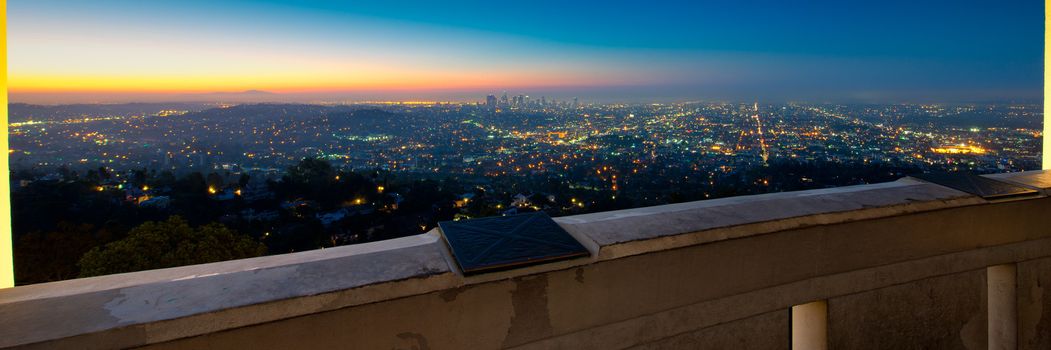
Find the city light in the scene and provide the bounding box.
[930,145,987,155]
[0,0,1042,291]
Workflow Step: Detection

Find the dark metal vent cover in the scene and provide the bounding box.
[913,173,1038,200]
[438,212,589,275]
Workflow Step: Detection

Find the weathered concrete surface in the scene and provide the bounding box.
[539,196,1051,336]
[1018,257,1051,350]
[140,237,1051,350]
[986,170,1051,194]
[143,198,1051,349]
[556,178,981,260]
[627,310,789,350]
[828,269,987,350]
[3,174,1051,349]
[144,280,520,350]
[0,231,449,305]
[0,232,456,349]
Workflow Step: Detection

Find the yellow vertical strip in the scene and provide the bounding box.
[0,0,12,288]
[1045,0,1050,169]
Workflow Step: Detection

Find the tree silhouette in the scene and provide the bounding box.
[14,222,115,284]
[78,216,265,277]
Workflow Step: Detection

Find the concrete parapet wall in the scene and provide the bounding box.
[3,172,1051,349]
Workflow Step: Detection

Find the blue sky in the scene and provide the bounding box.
[8,0,1044,103]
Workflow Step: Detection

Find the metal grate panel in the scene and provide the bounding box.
[438,212,589,275]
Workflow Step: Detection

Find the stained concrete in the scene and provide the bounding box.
[828,269,986,350]
[142,205,1051,349]
[503,275,554,348]
[627,310,789,350]
[143,280,519,350]
[1018,257,1051,350]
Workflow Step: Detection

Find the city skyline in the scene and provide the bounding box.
[8,0,1044,104]
[8,98,1042,285]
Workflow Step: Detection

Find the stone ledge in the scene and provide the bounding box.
[984,170,1051,194]
[557,177,983,260]
[2,171,1047,349]
[138,195,1051,350]
[0,232,455,349]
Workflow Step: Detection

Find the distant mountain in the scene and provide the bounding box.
[240,90,274,95]
[193,103,398,118]
[177,90,281,102]
[329,108,400,120]
[8,102,214,122]
[179,104,422,136]
[186,103,334,120]
[7,101,407,124]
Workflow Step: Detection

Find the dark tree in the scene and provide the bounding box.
[78,216,266,277]
[14,222,116,285]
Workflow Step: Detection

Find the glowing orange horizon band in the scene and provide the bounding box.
[8,82,598,95]
[8,70,623,95]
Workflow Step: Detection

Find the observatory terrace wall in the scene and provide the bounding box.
[2,172,1051,349]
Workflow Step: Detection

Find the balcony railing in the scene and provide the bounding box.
[1,171,1050,349]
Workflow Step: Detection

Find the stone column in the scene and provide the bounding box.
[792,300,828,350]
[988,264,1017,350]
